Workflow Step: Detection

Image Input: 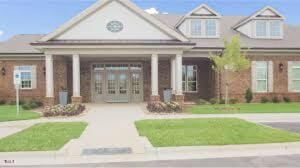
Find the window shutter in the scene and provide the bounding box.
[288,61,292,92]
[268,61,273,92]
[251,61,256,92]
[31,65,37,89]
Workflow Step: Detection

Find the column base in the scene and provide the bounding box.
[71,96,82,104]
[44,97,55,107]
[173,94,185,106]
[150,95,160,102]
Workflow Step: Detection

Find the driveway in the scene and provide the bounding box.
[261,122,300,134]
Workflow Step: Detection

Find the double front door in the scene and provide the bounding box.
[92,64,143,103]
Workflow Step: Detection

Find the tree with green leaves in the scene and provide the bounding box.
[210,35,250,105]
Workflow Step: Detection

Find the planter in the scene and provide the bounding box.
[59,91,68,105]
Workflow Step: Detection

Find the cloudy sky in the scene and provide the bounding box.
[0,0,299,41]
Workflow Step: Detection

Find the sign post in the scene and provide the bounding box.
[13,70,21,116]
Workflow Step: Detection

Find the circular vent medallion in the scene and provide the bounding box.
[106,21,124,33]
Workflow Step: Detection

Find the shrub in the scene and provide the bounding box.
[9,101,16,105]
[29,99,43,109]
[43,104,86,117]
[229,98,239,104]
[195,99,209,105]
[219,99,226,104]
[272,96,281,103]
[147,101,181,113]
[283,96,291,103]
[209,98,218,105]
[245,88,253,103]
[261,97,269,103]
[0,99,6,105]
[22,104,32,110]
[19,100,26,105]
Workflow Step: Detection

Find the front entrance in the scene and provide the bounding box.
[92,63,143,103]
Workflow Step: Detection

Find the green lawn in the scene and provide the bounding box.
[135,118,300,147]
[186,103,300,114]
[0,122,88,152]
[0,105,40,122]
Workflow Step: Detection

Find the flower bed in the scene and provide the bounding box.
[147,101,182,113]
[43,104,85,117]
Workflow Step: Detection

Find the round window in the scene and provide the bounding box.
[106,21,124,33]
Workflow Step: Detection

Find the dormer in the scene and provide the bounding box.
[234,6,285,39]
[176,4,221,39]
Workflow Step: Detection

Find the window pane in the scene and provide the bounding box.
[292,68,300,79]
[21,72,31,80]
[191,20,201,36]
[293,61,300,67]
[182,66,186,81]
[292,80,300,91]
[270,21,281,37]
[256,20,267,37]
[256,61,268,79]
[257,80,267,92]
[205,20,216,36]
[182,82,186,92]
[19,66,32,71]
[187,82,197,92]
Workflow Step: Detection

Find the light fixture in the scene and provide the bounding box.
[43,67,46,76]
[1,67,5,76]
[279,63,284,72]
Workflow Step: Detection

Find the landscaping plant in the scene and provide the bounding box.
[245,88,253,103]
[43,104,86,117]
[147,101,181,113]
[210,35,250,105]
[261,97,269,103]
[272,96,281,103]
[283,96,291,103]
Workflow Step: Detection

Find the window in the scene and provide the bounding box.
[182,65,197,92]
[255,62,268,92]
[290,62,300,92]
[255,20,282,38]
[256,20,267,37]
[205,20,217,36]
[270,20,281,37]
[16,66,33,89]
[191,20,201,36]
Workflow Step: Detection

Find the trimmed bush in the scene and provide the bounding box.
[29,99,43,109]
[219,99,226,104]
[147,101,181,113]
[0,100,6,105]
[229,98,239,104]
[209,98,218,105]
[261,97,269,103]
[43,104,86,117]
[245,88,253,103]
[195,99,209,105]
[21,104,31,110]
[283,96,291,103]
[272,96,281,103]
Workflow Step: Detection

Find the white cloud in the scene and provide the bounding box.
[145,7,160,15]
[0,30,3,36]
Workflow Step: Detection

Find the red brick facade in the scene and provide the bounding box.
[1,55,300,104]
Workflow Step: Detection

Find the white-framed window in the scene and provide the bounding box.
[289,61,300,92]
[205,19,217,36]
[14,66,36,89]
[255,20,282,39]
[255,62,268,92]
[182,65,197,92]
[191,20,201,36]
[189,19,218,38]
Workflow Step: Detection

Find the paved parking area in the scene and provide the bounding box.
[261,122,300,134]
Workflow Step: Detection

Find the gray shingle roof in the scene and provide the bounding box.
[1,15,300,54]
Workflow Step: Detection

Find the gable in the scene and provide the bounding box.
[256,8,281,18]
[41,0,188,42]
[192,6,218,16]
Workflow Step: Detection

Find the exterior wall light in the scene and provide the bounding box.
[43,67,46,76]
[279,63,284,72]
[1,67,5,76]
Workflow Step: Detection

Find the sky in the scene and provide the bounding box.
[0,0,299,41]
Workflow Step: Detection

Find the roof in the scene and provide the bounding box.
[1,15,300,54]
[0,34,44,54]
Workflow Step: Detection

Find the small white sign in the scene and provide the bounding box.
[14,70,21,85]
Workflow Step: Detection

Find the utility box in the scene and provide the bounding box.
[59,91,68,105]
[163,88,172,103]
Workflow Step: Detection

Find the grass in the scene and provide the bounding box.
[135,118,300,147]
[186,103,300,114]
[0,122,88,152]
[0,105,40,122]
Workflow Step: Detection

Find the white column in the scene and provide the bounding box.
[151,54,159,96]
[171,57,176,94]
[175,54,183,95]
[45,54,54,97]
[72,54,81,97]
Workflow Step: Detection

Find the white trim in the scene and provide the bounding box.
[151,54,159,96]
[288,61,300,93]
[268,61,273,92]
[40,0,188,42]
[182,65,198,93]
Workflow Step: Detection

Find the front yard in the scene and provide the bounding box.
[135,118,300,147]
[186,103,300,114]
[0,105,40,122]
[0,122,88,152]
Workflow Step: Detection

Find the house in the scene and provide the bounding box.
[0,0,300,106]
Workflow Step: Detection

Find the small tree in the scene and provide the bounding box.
[245,88,253,103]
[210,35,250,105]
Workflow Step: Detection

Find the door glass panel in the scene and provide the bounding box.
[132,73,140,94]
[107,73,116,94]
[95,73,103,94]
[119,73,128,95]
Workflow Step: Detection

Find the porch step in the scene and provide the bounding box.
[81,147,132,156]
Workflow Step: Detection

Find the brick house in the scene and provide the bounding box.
[0,0,300,106]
